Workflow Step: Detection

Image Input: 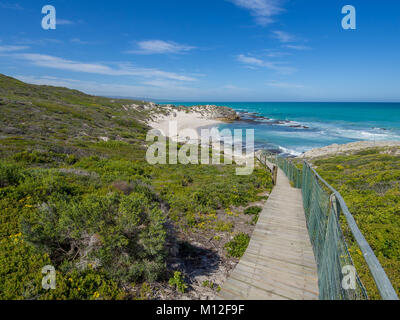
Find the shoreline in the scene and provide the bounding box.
[147,104,400,160]
[147,106,255,162]
[148,110,222,140]
[298,140,400,159]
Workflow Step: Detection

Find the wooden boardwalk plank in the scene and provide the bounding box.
[217,162,319,300]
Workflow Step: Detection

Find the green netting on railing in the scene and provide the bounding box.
[259,152,302,188]
[301,162,367,300]
[277,156,302,189]
[257,151,398,300]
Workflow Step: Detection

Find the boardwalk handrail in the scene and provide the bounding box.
[257,151,399,300]
[305,162,399,300]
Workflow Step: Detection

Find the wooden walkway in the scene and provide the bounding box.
[217,162,319,300]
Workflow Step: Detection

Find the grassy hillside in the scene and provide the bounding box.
[0,74,157,160]
[313,148,400,299]
[0,74,272,300]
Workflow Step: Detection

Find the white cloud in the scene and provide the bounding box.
[142,79,194,89]
[264,49,290,58]
[57,19,75,25]
[70,38,89,45]
[272,30,295,43]
[14,38,62,45]
[14,75,257,101]
[222,84,242,90]
[13,75,200,100]
[11,53,196,81]
[284,44,311,51]
[237,54,296,75]
[0,45,29,52]
[266,80,304,89]
[228,0,285,25]
[272,31,312,49]
[128,40,195,55]
[0,2,23,10]
[220,84,250,94]
[237,54,265,67]
[69,38,99,45]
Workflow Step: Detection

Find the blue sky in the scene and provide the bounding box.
[0,0,399,101]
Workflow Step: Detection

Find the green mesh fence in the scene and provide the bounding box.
[277,156,302,189]
[260,152,302,188]
[258,151,398,300]
[301,162,367,300]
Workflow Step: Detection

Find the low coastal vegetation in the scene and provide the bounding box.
[244,206,262,225]
[313,148,400,299]
[0,74,272,299]
[4,74,397,300]
[224,233,251,258]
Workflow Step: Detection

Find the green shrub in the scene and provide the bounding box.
[0,162,26,188]
[225,233,250,258]
[134,282,153,300]
[0,234,51,300]
[214,220,234,232]
[13,151,53,164]
[315,151,400,299]
[244,206,262,215]
[0,75,276,300]
[96,140,131,150]
[0,233,125,300]
[21,185,167,284]
[244,206,262,225]
[153,164,272,227]
[43,269,125,300]
[169,271,188,293]
[202,280,214,289]
[74,157,151,183]
[181,175,193,187]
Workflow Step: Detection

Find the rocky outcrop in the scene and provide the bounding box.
[140,102,240,122]
[188,105,240,122]
[299,141,400,159]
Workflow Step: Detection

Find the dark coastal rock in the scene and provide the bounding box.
[189,105,240,121]
[289,125,310,129]
[149,102,310,129]
[235,110,310,130]
[237,111,271,122]
[146,102,240,122]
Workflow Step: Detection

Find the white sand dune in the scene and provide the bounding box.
[148,110,221,140]
[148,109,254,164]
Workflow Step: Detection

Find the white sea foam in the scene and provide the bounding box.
[275,121,302,127]
[277,145,302,156]
[297,121,400,142]
[329,128,399,141]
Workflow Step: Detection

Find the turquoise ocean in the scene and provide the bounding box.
[163,102,400,156]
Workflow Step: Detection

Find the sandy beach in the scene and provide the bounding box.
[147,104,400,163]
[147,106,256,164]
[148,110,222,141]
[146,103,239,143]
